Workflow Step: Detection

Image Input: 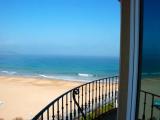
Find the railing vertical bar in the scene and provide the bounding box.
[92,81,94,119]
[47,109,49,120]
[81,85,84,114]
[52,104,54,120]
[98,79,101,115]
[115,76,117,107]
[88,83,91,119]
[85,84,87,115]
[150,95,154,120]
[108,77,111,110]
[114,77,116,108]
[112,77,114,107]
[95,80,98,118]
[105,78,108,112]
[62,96,64,120]
[57,100,60,120]
[102,78,104,113]
[74,96,76,118]
[142,92,146,120]
[41,114,43,120]
[78,87,80,119]
[70,92,72,120]
[66,94,68,120]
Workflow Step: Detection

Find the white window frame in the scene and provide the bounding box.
[126,0,141,119]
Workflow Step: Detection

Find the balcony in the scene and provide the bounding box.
[32,76,118,120]
[138,90,160,120]
[32,75,160,120]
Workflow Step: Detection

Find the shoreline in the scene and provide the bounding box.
[0,73,97,82]
[0,75,87,83]
[0,76,84,119]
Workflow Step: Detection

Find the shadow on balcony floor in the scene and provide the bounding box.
[94,108,117,120]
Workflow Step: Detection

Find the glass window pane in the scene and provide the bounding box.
[138,1,160,120]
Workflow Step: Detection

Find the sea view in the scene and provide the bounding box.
[0,54,159,80]
[0,0,122,119]
[0,55,120,119]
[0,55,119,82]
[142,56,160,78]
[0,0,160,119]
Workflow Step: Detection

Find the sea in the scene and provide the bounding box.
[141,56,160,79]
[0,55,119,82]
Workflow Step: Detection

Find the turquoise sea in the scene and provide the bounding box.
[142,56,160,79]
[0,55,119,82]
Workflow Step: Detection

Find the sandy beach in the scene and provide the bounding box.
[0,76,83,120]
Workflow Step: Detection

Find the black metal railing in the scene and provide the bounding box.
[139,90,160,120]
[32,76,118,120]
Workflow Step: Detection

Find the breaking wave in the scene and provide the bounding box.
[78,73,94,77]
[1,70,17,75]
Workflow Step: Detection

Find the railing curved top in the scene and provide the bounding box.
[141,90,160,98]
[32,75,119,120]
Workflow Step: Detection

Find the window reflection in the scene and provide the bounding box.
[138,0,160,120]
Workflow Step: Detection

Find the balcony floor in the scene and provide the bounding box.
[94,109,117,120]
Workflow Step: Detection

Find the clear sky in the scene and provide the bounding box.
[0,0,120,57]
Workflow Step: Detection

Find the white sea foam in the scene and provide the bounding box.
[142,72,160,75]
[38,74,92,82]
[78,73,93,77]
[39,74,55,79]
[1,70,17,75]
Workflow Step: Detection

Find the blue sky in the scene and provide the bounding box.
[0,0,120,57]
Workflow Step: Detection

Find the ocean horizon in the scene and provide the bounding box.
[0,55,119,82]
